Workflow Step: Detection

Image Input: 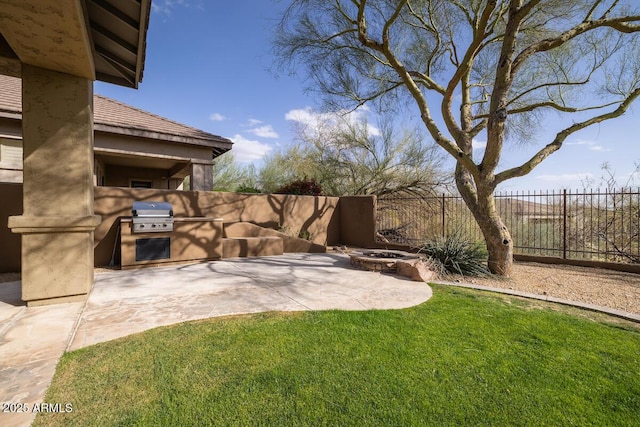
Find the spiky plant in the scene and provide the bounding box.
[418,232,490,277]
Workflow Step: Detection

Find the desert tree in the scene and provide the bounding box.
[581,162,640,263]
[260,110,448,196]
[258,144,317,192]
[276,0,640,275]
[208,152,257,192]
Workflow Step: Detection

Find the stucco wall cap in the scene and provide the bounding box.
[8,215,101,233]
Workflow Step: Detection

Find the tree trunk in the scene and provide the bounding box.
[455,166,513,276]
[475,200,513,276]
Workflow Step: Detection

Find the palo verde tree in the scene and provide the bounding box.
[260,112,448,197]
[210,152,257,192]
[276,0,640,275]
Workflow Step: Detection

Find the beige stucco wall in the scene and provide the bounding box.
[19,67,94,216]
[94,187,342,267]
[339,196,377,248]
[1,186,377,272]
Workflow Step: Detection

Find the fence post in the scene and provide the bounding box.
[441,193,446,238]
[562,189,567,259]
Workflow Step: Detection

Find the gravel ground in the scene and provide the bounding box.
[2,261,639,315]
[449,262,640,315]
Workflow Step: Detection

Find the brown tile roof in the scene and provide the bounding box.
[0,74,232,152]
[0,74,22,118]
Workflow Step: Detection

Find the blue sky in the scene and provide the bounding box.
[95,0,640,193]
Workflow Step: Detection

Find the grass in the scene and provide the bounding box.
[35,286,640,426]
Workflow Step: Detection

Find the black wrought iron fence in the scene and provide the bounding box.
[376,189,640,264]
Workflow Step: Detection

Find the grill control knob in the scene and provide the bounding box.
[163,223,167,227]
[152,224,157,228]
[140,224,145,228]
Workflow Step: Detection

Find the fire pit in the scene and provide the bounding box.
[349,249,420,273]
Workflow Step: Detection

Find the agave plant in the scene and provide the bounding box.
[418,231,490,278]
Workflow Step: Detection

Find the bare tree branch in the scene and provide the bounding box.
[512,15,640,77]
[475,99,620,118]
[495,86,640,184]
[505,100,621,115]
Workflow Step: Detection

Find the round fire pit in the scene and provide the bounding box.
[349,249,419,273]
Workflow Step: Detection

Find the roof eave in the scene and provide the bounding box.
[94,123,234,150]
[135,0,152,88]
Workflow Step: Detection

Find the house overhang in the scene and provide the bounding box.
[0,0,150,88]
[94,149,192,179]
[94,123,234,159]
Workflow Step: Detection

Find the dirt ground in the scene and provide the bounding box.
[2,260,639,315]
[450,262,640,315]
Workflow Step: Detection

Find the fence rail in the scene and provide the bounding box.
[376,189,640,264]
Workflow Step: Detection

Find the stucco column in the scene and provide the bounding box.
[189,161,213,191]
[8,65,101,306]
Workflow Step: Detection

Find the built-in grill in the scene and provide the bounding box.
[132,201,174,233]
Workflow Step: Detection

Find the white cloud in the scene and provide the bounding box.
[248,124,279,139]
[588,145,608,152]
[230,134,272,163]
[209,113,227,122]
[472,139,486,150]
[247,119,263,126]
[284,108,320,127]
[566,139,590,146]
[367,124,382,137]
[151,0,201,16]
[567,139,611,152]
[285,106,380,138]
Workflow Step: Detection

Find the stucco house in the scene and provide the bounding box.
[0,75,233,190]
[0,1,372,307]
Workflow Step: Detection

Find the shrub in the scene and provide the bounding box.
[274,178,323,196]
[298,229,312,241]
[277,224,313,241]
[235,185,262,193]
[418,232,490,277]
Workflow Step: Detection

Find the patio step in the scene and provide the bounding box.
[222,236,284,258]
[223,222,326,254]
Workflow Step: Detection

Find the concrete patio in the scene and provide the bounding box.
[0,253,432,427]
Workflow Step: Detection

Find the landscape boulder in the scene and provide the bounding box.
[396,258,437,282]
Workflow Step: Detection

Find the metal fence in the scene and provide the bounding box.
[376,189,640,264]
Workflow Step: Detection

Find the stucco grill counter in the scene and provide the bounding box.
[119,202,224,268]
[129,201,174,262]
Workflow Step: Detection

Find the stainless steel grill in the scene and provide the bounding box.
[132,201,174,233]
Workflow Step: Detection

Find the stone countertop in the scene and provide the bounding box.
[120,217,224,223]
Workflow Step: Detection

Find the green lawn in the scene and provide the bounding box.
[35,286,640,426]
